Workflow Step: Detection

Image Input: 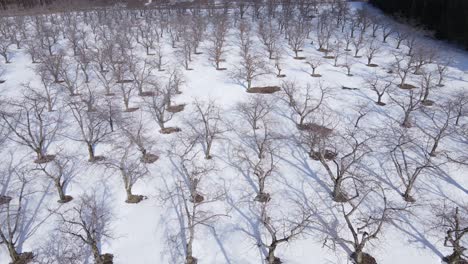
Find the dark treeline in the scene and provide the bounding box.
[370,0,468,49]
[0,0,156,10]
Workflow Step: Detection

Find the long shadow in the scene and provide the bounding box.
[280,138,332,195]
[225,194,267,263]
[392,214,444,259]
[208,225,233,264]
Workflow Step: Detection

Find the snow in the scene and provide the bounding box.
[0,2,467,264]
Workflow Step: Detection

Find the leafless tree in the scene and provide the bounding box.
[67,101,113,162]
[301,112,373,202]
[288,17,308,59]
[163,136,224,264]
[342,53,356,76]
[232,24,270,89]
[364,74,393,106]
[280,80,328,128]
[435,57,452,87]
[208,14,229,70]
[352,32,365,58]
[412,45,438,75]
[389,129,433,202]
[0,158,53,263]
[420,70,438,105]
[39,51,66,84]
[115,112,158,164]
[256,201,312,264]
[128,58,155,97]
[187,99,224,160]
[59,59,83,96]
[326,182,404,264]
[388,85,425,128]
[0,38,12,63]
[236,95,274,131]
[418,101,456,157]
[35,153,78,203]
[431,203,468,264]
[452,90,468,126]
[394,27,409,50]
[144,81,179,134]
[103,144,149,204]
[257,18,282,60]
[306,57,324,77]
[365,39,381,66]
[381,21,395,43]
[56,191,114,264]
[391,52,416,88]
[0,94,61,163]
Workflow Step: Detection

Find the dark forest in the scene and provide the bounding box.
[370,0,468,49]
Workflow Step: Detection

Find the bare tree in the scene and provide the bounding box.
[144,81,179,134]
[352,32,365,58]
[288,17,308,59]
[452,90,468,126]
[391,52,416,89]
[301,113,373,202]
[232,23,270,90]
[236,95,274,131]
[280,80,328,128]
[390,129,433,202]
[187,99,224,160]
[342,53,356,76]
[0,94,61,163]
[39,51,66,84]
[208,14,229,70]
[257,18,282,60]
[103,144,149,203]
[432,203,468,264]
[365,39,381,67]
[420,70,438,105]
[163,136,224,264]
[57,191,114,264]
[257,201,312,264]
[326,182,404,264]
[306,57,324,77]
[0,38,12,63]
[67,101,113,162]
[388,85,425,128]
[35,153,78,203]
[0,158,53,263]
[418,102,455,157]
[364,74,393,106]
[436,57,452,87]
[115,113,158,164]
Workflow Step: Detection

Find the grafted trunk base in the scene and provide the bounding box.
[100,253,114,264]
[160,127,181,134]
[350,252,377,264]
[186,256,198,264]
[125,194,146,204]
[443,253,467,264]
[10,252,34,264]
[57,195,73,204]
[141,153,159,164]
[89,156,105,163]
[34,155,56,164]
[254,192,271,203]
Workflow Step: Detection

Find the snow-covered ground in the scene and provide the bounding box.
[0,2,467,264]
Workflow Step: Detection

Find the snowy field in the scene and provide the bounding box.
[0,1,467,264]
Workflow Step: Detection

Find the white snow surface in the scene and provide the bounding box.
[0,2,467,264]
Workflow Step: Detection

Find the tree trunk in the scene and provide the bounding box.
[55,179,66,201]
[87,143,95,161]
[267,243,277,264]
